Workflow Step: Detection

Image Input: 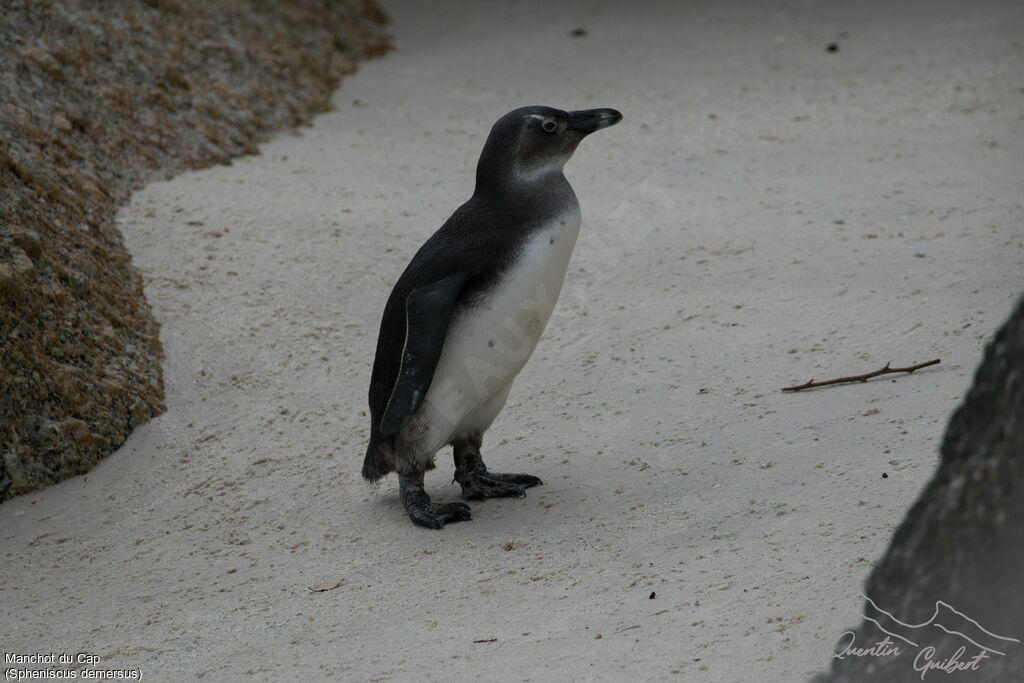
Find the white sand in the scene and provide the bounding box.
[4,0,1023,680]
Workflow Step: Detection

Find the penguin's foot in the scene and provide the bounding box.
[407,499,473,529]
[452,441,542,501]
[399,473,472,529]
[455,469,543,500]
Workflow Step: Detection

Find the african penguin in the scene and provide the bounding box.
[363,105,622,528]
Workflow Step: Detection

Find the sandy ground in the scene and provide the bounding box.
[3,0,1023,680]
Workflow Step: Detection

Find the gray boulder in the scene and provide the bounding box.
[814,296,1024,682]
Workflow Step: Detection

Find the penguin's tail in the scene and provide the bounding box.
[361,434,394,482]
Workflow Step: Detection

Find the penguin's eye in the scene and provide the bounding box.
[541,119,558,134]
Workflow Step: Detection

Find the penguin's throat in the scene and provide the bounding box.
[512,162,567,185]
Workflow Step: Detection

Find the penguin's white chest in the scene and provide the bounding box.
[415,208,581,443]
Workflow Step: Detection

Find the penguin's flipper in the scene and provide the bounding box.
[379,271,470,437]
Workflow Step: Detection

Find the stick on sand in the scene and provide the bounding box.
[781,359,941,392]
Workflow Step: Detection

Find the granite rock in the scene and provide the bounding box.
[813,297,1024,681]
[0,0,390,501]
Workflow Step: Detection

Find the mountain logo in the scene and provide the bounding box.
[832,594,1021,678]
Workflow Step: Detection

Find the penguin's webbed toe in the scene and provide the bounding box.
[490,472,543,488]
[406,501,473,529]
[458,471,542,501]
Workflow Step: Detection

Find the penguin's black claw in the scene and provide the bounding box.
[407,501,473,529]
[457,471,542,501]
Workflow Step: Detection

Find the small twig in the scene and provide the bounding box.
[782,359,940,392]
[184,462,228,496]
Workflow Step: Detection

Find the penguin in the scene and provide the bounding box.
[363,105,622,528]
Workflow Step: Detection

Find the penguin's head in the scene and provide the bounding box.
[476,106,622,190]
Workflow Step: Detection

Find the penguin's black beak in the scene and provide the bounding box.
[567,108,623,134]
